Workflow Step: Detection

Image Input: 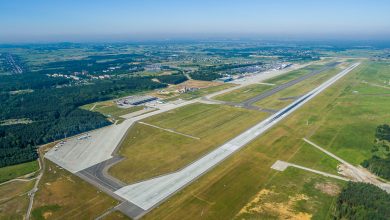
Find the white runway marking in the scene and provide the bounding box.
[114,63,360,211]
[138,122,200,140]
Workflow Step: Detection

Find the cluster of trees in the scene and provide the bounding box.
[202,47,320,61]
[35,53,147,76]
[362,124,390,180]
[156,73,188,84]
[0,75,166,167]
[375,124,390,141]
[334,182,390,219]
[0,73,70,92]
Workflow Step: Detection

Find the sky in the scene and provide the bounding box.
[1,0,390,43]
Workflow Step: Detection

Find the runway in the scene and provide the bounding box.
[114,63,360,215]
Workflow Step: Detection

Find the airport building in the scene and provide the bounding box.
[117,95,158,107]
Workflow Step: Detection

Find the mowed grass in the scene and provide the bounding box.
[81,101,144,123]
[235,168,345,219]
[0,180,34,219]
[265,64,327,85]
[32,160,119,220]
[214,84,273,102]
[102,211,131,220]
[109,103,268,184]
[0,160,39,183]
[254,66,341,110]
[308,61,390,165]
[165,83,236,101]
[144,61,386,220]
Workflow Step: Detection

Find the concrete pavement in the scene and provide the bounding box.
[114,63,360,215]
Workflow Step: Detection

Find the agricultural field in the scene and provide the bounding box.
[0,180,34,219]
[31,160,119,220]
[108,103,268,184]
[214,84,273,102]
[0,160,39,183]
[143,61,388,219]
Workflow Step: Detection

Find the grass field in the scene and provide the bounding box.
[32,160,119,220]
[165,83,236,101]
[254,66,342,110]
[108,103,268,184]
[0,160,39,183]
[235,168,344,219]
[214,84,273,102]
[81,101,144,123]
[0,180,34,219]
[265,64,326,85]
[308,61,390,165]
[143,61,387,219]
[102,211,131,220]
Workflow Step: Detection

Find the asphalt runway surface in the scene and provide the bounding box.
[114,63,359,212]
[240,61,340,107]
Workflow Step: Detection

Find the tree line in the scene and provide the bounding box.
[362,124,390,180]
[334,182,390,219]
[0,75,166,167]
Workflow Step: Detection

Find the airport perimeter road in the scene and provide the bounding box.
[203,62,310,100]
[45,63,310,174]
[114,63,360,214]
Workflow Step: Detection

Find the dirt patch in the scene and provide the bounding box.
[315,182,341,196]
[43,211,53,219]
[236,189,312,219]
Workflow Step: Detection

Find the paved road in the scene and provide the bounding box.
[45,100,199,173]
[114,63,359,214]
[202,62,339,112]
[303,138,390,193]
[271,160,349,181]
[241,62,339,107]
[77,156,126,192]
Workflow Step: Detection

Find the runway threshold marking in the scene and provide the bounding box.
[138,121,200,140]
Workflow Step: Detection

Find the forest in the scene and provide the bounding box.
[334,182,390,219]
[0,75,166,167]
[156,73,188,84]
[189,63,264,81]
[362,124,390,180]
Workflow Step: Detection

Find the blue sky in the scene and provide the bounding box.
[1,0,390,42]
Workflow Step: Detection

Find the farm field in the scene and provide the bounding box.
[108,103,268,184]
[143,61,388,219]
[31,160,119,220]
[214,84,273,102]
